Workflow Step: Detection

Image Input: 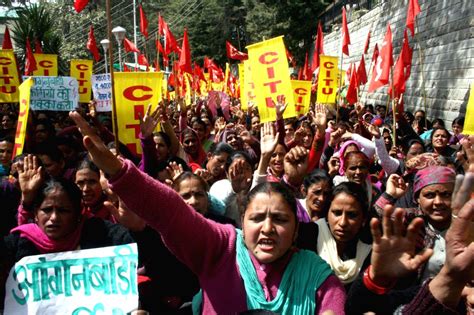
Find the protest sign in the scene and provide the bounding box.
[317,55,339,104]
[12,77,34,158]
[29,76,79,111]
[91,74,112,112]
[114,72,163,155]
[0,49,21,103]
[4,243,139,315]
[70,59,93,103]
[247,36,295,123]
[464,83,474,135]
[291,80,312,116]
[32,54,58,76]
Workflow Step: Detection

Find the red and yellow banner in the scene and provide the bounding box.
[0,50,21,103]
[464,83,474,135]
[32,54,58,76]
[247,36,295,122]
[70,59,93,103]
[12,77,34,158]
[291,80,312,116]
[114,72,163,155]
[317,55,339,104]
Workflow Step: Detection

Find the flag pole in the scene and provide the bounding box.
[390,65,396,145]
[133,0,138,66]
[156,12,161,72]
[413,20,428,128]
[106,0,120,156]
[337,42,344,124]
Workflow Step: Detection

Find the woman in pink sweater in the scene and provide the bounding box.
[69,111,346,314]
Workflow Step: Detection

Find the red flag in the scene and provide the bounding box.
[86,25,101,62]
[24,37,37,75]
[311,22,324,72]
[138,54,149,67]
[139,4,148,39]
[123,37,140,53]
[2,26,13,49]
[34,39,43,53]
[302,53,311,81]
[368,24,393,93]
[341,7,351,56]
[357,54,368,85]
[123,63,130,72]
[401,29,413,79]
[297,67,303,80]
[153,59,160,72]
[346,62,353,82]
[389,30,413,98]
[406,0,421,36]
[363,30,371,54]
[204,57,224,82]
[193,62,207,83]
[159,15,180,55]
[371,43,379,62]
[178,28,192,74]
[346,64,358,104]
[74,0,89,13]
[156,40,169,67]
[226,41,248,60]
[286,48,296,67]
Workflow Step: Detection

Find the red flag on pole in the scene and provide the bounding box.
[226,41,248,60]
[156,40,169,67]
[311,22,324,72]
[302,53,311,80]
[159,15,180,55]
[389,30,413,98]
[406,0,421,36]
[34,39,43,53]
[357,54,368,85]
[193,62,207,83]
[368,24,393,93]
[346,64,358,104]
[139,4,149,39]
[138,54,149,67]
[123,37,140,53]
[286,48,296,67]
[341,7,351,56]
[178,28,192,74]
[363,30,371,54]
[74,0,89,13]
[2,26,13,49]
[371,43,379,62]
[24,37,37,75]
[87,25,101,62]
[401,29,413,79]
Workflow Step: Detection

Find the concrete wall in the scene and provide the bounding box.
[322,0,473,124]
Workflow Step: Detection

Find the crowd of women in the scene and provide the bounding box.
[0,95,472,314]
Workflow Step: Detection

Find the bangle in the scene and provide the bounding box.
[363,265,396,295]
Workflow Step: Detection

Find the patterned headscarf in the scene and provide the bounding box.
[338,140,361,175]
[405,153,447,175]
[413,166,456,198]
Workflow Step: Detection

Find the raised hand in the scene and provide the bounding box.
[293,127,306,145]
[275,95,288,119]
[166,161,184,183]
[328,128,344,148]
[69,111,123,177]
[194,168,213,183]
[369,205,433,286]
[313,103,328,129]
[139,104,161,138]
[87,100,97,119]
[284,146,309,187]
[215,117,226,133]
[363,121,381,139]
[103,188,146,232]
[18,154,44,205]
[385,174,408,199]
[229,159,252,194]
[260,122,279,157]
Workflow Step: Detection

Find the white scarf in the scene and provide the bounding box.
[316,219,372,284]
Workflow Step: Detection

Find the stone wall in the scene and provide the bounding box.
[322,0,473,124]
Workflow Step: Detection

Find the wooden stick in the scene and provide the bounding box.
[106,0,120,156]
[413,20,428,127]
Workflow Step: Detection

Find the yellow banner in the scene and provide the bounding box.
[114,72,163,155]
[13,78,34,158]
[184,72,192,106]
[0,50,21,103]
[291,80,312,116]
[32,54,58,76]
[223,63,230,93]
[70,59,93,103]
[247,36,295,123]
[464,83,474,135]
[239,62,254,111]
[317,55,339,104]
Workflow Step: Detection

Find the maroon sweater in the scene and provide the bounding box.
[109,160,346,314]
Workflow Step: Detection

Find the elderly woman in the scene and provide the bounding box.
[69,111,346,314]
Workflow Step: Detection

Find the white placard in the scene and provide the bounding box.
[4,243,139,315]
[28,76,79,111]
[91,74,112,112]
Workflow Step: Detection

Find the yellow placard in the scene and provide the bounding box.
[247,36,295,123]
[114,72,163,155]
[291,80,312,116]
[32,54,58,76]
[464,83,474,135]
[317,55,339,104]
[70,59,93,103]
[0,50,21,103]
[13,77,34,158]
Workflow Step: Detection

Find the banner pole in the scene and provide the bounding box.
[106,0,120,155]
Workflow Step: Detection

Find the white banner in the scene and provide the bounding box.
[4,243,139,315]
[27,76,79,111]
[91,74,112,112]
